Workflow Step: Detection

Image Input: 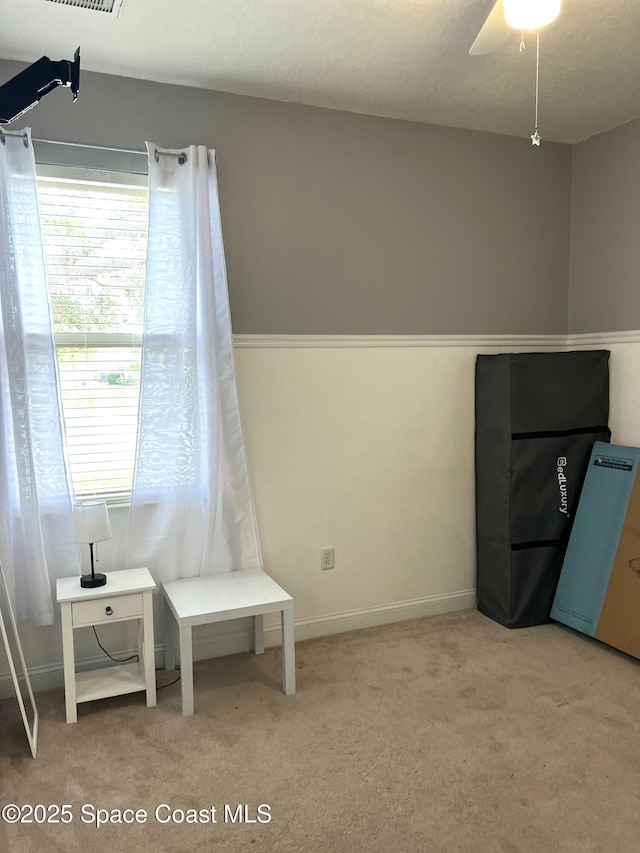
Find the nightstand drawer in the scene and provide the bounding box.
[72,593,143,627]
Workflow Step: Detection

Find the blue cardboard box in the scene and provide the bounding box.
[551,441,640,659]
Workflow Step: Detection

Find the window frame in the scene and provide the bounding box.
[35,160,149,505]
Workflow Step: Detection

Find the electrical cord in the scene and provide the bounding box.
[157,671,181,689]
[92,626,139,663]
[92,626,181,688]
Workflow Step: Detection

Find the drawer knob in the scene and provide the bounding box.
[105,606,113,616]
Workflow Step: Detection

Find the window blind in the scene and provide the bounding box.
[37,169,148,499]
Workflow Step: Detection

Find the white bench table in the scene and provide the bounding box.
[162,569,295,716]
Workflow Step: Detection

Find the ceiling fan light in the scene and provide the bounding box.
[503,0,562,31]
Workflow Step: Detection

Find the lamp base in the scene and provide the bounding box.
[80,573,107,588]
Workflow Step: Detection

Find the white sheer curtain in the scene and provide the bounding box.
[126,143,262,583]
[0,128,80,625]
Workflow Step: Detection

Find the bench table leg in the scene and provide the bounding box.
[164,599,176,672]
[281,607,296,695]
[179,624,194,716]
[253,614,264,654]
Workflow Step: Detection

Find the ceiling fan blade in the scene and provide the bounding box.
[469,0,512,56]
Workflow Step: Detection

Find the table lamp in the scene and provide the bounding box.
[72,501,112,588]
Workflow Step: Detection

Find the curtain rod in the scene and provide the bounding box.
[36,136,187,163]
[0,129,187,162]
[33,136,146,156]
[0,127,143,155]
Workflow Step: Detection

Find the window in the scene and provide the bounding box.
[36,166,148,501]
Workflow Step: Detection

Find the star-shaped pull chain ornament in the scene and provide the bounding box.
[531,29,542,147]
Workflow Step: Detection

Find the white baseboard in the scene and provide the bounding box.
[264,588,477,645]
[0,589,475,700]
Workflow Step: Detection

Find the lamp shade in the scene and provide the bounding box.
[71,501,112,544]
[503,0,562,31]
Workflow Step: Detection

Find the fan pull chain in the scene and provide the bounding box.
[519,31,526,53]
[531,28,542,146]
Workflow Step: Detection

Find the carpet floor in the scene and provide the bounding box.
[1,609,639,852]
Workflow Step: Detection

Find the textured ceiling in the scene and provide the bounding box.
[1,0,639,143]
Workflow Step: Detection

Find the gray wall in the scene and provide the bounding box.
[1,60,573,335]
[569,117,640,334]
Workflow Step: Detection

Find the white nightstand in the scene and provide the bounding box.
[56,567,157,723]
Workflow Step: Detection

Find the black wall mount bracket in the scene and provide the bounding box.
[0,47,80,124]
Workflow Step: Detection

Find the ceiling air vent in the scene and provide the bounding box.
[42,0,126,14]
